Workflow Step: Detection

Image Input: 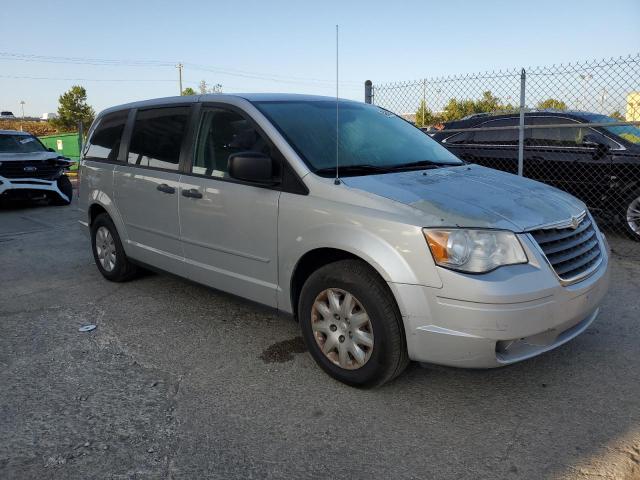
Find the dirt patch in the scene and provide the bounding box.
[260,336,307,363]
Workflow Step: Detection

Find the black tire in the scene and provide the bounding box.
[622,189,640,241]
[91,213,138,282]
[298,259,409,388]
[50,175,73,206]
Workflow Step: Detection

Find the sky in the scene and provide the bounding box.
[0,0,638,116]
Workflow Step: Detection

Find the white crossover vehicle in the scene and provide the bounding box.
[78,94,610,387]
[0,130,73,205]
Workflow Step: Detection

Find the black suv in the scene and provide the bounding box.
[430,111,640,240]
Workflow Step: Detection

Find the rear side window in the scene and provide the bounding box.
[470,118,519,145]
[127,107,190,171]
[85,111,128,161]
[526,116,605,147]
[446,118,519,145]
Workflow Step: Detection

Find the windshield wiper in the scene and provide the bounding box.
[390,160,463,170]
[314,164,396,176]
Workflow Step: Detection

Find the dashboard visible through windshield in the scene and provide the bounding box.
[253,100,463,176]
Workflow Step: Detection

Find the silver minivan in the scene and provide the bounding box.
[79,94,610,387]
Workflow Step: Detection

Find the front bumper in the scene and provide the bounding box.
[0,175,68,202]
[390,231,611,368]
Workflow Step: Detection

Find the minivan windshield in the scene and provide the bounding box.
[581,113,640,145]
[0,133,48,153]
[254,100,463,175]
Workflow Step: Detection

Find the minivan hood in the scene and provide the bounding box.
[0,151,62,162]
[341,164,586,232]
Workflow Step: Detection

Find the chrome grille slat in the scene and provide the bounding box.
[547,238,599,264]
[533,218,592,244]
[530,215,602,283]
[554,246,601,276]
[543,229,596,254]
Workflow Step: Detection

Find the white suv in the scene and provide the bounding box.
[0,129,73,205]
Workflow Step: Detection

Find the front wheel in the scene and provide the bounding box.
[298,259,409,388]
[623,190,640,241]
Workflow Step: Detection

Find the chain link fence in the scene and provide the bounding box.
[369,54,640,258]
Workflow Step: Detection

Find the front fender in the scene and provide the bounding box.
[277,192,442,313]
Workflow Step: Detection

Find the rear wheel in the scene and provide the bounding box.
[91,213,138,281]
[623,189,640,241]
[298,259,409,387]
[50,175,73,206]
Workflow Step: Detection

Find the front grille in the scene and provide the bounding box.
[530,215,602,283]
[0,161,61,180]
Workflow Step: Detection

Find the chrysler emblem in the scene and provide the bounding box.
[23,166,37,172]
[570,216,580,229]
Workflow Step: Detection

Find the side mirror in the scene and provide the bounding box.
[583,133,608,149]
[47,147,56,152]
[228,152,277,184]
[582,133,610,158]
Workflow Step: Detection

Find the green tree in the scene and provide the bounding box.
[536,98,568,110]
[52,85,95,132]
[609,110,625,121]
[182,87,197,96]
[437,91,515,123]
[414,90,517,126]
[415,100,436,127]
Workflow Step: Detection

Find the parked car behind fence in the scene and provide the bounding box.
[368,53,640,252]
[429,111,640,241]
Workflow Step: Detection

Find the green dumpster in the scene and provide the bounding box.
[38,133,81,171]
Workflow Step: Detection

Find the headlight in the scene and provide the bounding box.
[423,228,527,273]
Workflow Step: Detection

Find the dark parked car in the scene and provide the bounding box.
[430,111,640,240]
[0,129,74,205]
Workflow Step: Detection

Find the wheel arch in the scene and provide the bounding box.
[88,203,108,225]
[87,197,130,253]
[289,247,394,321]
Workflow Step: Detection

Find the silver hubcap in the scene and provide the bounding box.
[95,226,116,272]
[311,288,374,370]
[627,196,640,235]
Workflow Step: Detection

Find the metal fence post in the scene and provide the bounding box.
[422,79,427,126]
[517,68,526,176]
[364,80,373,104]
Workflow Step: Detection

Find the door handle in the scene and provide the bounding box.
[156,183,175,194]
[182,188,203,199]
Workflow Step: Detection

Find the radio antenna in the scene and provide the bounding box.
[334,24,340,185]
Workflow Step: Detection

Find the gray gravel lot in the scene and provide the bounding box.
[1,194,639,479]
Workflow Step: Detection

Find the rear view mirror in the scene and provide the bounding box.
[228,152,277,184]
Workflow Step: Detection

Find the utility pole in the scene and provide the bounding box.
[176,63,183,95]
[20,100,25,119]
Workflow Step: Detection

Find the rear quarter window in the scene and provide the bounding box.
[85,111,128,161]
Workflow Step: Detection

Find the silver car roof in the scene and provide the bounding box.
[98,93,358,117]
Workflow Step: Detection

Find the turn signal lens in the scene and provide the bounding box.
[424,230,449,263]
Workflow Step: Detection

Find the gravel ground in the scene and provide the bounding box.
[1,193,639,480]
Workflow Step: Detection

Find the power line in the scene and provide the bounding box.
[0,74,177,82]
[0,51,362,87]
[0,52,172,67]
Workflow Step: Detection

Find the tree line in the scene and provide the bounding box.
[414,91,625,126]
